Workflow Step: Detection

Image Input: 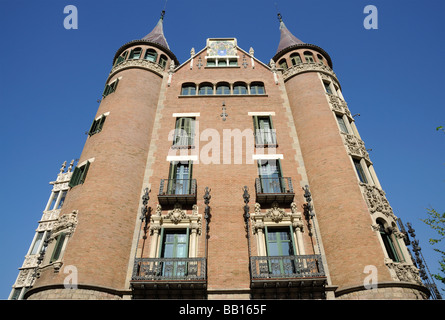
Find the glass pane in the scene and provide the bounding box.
[30,232,44,255]
[57,191,67,209]
[49,192,59,210]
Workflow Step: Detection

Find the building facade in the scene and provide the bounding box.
[10,12,431,300]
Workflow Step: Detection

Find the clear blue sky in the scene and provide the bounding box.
[1,0,444,299]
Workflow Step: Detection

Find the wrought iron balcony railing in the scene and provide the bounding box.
[172,132,195,149]
[255,177,294,203]
[158,178,197,205]
[132,257,206,283]
[250,254,326,281]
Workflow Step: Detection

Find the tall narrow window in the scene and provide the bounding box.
[57,190,67,209]
[49,191,59,210]
[336,115,349,133]
[88,114,107,136]
[278,58,288,70]
[250,82,265,95]
[159,54,168,69]
[30,232,44,255]
[257,159,284,194]
[144,48,158,62]
[102,79,119,98]
[167,161,193,195]
[69,161,91,188]
[353,159,368,184]
[50,233,66,263]
[265,226,296,276]
[323,82,333,94]
[173,117,195,148]
[160,229,189,277]
[253,116,277,146]
[378,221,400,262]
[114,51,128,66]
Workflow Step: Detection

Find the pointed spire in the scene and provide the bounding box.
[276,13,304,54]
[142,10,170,49]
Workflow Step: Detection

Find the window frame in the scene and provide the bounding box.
[69,161,91,188]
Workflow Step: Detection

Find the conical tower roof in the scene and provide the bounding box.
[276,15,304,54]
[142,11,170,50]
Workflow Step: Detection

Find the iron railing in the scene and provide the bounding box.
[254,129,278,147]
[250,254,325,280]
[255,177,293,195]
[132,257,206,282]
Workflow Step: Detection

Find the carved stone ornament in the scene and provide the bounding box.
[341,133,370,162]
[327,93,352,119]
[360,183,395,219]
[265,202,287,223]
[108,58,165,81]
[386,261,423,285]
[51,210,78,236]
[282,62,339,84]
[165,203,188,224]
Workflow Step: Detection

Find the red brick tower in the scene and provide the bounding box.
[273,14,429,299]
[26,12,179,299]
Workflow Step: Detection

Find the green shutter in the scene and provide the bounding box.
[80,161,90,184]
[69,167,81,188]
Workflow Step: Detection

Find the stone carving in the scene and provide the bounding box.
[341,133,370,162]
[327,93,352,118]
[108,58,165,80]
[282,62,339,84]
[51,210,78,236]
[265,202,287,223]
[386,261,423,285]
[360,183,395,219]
[165,203,187,224]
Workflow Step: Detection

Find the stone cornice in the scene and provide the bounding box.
[107,58,166,82]
[282,62,339,84]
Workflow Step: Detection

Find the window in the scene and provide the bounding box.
[218,60,227,67]
[49,191,59,210]
[144,48,158,62]
[167,161,193,195]
[278,58,288,70]
[129,47,142,60]
[336,115,349,133]
[57,190,67,209]
[88,114,107,136]
[304,51,315,63]
[206,59,216,67]
[181,83,196,96]
[30,232,44,255]
[102,79,119,98]
[50,233,66,263]
[233,82,247,95]
[229,59,238,66]
[69,161,91,188]
[114,51,128,66]
[216,82,230,95]
[250,82,265,95]
[198,83,213,95]
[173,117,195,148]
[290,53,302,66]
[253,116,276,146]
[317,54,324,63]
[378,221,400,262]
[353,159,368,184]
[257,159,284,194]
[159,229,189,277]
[265,226,296,276]
[159,54,168,69]
[323,82,333,94]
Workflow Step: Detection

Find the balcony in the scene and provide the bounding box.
[255,177,294,204]
[254,130,278,148]
[131,257,207,298]
[250,255,327,298]
[158,179,197,205]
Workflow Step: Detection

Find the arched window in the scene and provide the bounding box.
[377,220,400,262]
[114,51,128,66]
[216,82,230,95]
[250,82,265,95]
[198,82,213,95]
[290,53,302,66]
[159,54,168,69]
[304,51,314,63]
[317,54,324,64]
[233,82,247,95]
[181,83,196,96]
[129,47,142,60]
[278,58,288,70]
[144,48,158,62]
